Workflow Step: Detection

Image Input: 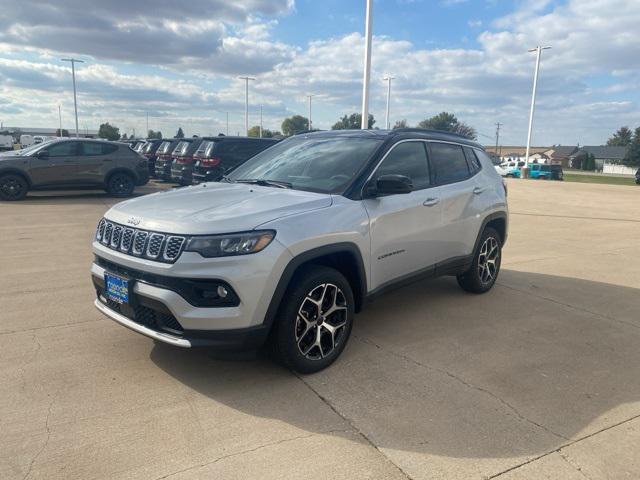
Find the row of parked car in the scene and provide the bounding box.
[495,160,564,180]
[127,136,279,185]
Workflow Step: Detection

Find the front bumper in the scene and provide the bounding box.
[91,239,292,349]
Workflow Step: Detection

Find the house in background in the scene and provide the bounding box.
[547,145,579,167]
[570,146,632,174]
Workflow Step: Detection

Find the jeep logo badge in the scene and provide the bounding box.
[127,217,141,226]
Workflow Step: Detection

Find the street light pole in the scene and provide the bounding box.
[238,76,255,136]
[383,75,394,129]
[495,122,502,157]
[58,105,62,136]
[226,112,229,136]
[360,0,373,129]
[259,105,263,138]
[524,46,551,171]
[61,58,84,138]
[306,95,314,131]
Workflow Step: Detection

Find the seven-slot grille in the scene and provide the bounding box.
[95,218,186,263]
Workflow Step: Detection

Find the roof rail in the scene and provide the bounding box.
[392,127,469,139]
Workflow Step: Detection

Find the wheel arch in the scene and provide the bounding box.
[263,243,368,331]
[473,212,508,253]
[0,168,32,187]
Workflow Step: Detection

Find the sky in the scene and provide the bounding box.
[0,0,639,146]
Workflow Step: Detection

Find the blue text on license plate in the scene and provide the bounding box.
[105,273,129,304]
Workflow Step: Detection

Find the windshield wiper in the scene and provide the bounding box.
[235,179,292,189]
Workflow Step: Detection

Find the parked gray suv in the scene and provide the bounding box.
[0,138,149,201]
[92,129,508,373]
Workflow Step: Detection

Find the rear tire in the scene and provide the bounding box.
[0,173,28,201]
[270,265,354,374]
[457,227,502,294]
[106,172,135,197]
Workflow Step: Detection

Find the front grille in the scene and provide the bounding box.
[96,219,186,264]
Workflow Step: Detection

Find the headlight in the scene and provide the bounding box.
[184,230,275,258]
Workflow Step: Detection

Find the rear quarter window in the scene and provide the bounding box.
[429,142,471,185]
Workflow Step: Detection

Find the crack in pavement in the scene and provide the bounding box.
[496,282,640,332]
[511,211,640,224]
[354,335,569,441]
[488,412,640,479]
[294,372,415,480]
[558,451,594,480]
[22,397,55,480]
[0,319,102,337]
[153,428,353,480]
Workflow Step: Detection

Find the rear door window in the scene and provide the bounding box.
[429,142,471,185]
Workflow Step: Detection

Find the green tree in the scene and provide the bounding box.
[331,113,375,130]
[607,126,633,147]
[176,127,184,138]
[623,127,640,167]
[248,125,276,138]
[55,128,70,137]
[392,119,408,129]
[281,115,309,136]
[417,112,477,140]
[98,122,121,141]
[147,129,162,139]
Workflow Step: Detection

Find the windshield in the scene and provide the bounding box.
[227,135,382,194]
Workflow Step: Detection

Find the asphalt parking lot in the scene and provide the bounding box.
[2,179,639,480]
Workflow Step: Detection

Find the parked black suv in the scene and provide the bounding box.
[140,139,164,176]
[0,138,149,201]
[192,137,279,183]
[170,138,205,185]
[154,139,182,181]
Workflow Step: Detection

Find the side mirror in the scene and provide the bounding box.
[367,174,413,197]
[35,150,49,159]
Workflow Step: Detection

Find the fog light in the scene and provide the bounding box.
[217,286,228,298]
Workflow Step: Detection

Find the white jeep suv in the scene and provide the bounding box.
[91,129,508,373]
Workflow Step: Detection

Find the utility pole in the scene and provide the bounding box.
[226,112,229,136]
[58,105,62,136]
[146,112,149,136]
[306,95,314,131]
[238,76,255,136]
[383,75,394,129]
[495,122,502,157]
[61,58,85,138]
[524,46,551,173]
[360,0,373,129]
[259,105,263,138]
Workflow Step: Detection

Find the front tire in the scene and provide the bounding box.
[271,265,354,374]
[0,174,28,201]
[457,227,502,294]
[106,172,135,197]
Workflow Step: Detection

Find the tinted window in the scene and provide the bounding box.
[81,142,118,156]
[430,143,470,184]
[195,141,213,157]
[46,141,78,157]
[173,141,190,155]
[228,136,382,194]
[375,141,430,190]
[463,147,482,174]
[157,141,171,154]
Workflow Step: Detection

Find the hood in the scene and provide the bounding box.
[105,182,333,235]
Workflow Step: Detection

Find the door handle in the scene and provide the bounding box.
[423,197,440,207]
[473,187,486,195]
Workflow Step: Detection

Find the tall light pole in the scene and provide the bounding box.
[360,0,373,129]
[259,105,263,138]
[226,112,229,136]
[146,111,149,136]
[383,75,394,129]
[238,76,255,136]
[58,105,62,136]
[306,95,314,131]
[495,122,502,157]
[524,46,551,171]
[61,58,84,137]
